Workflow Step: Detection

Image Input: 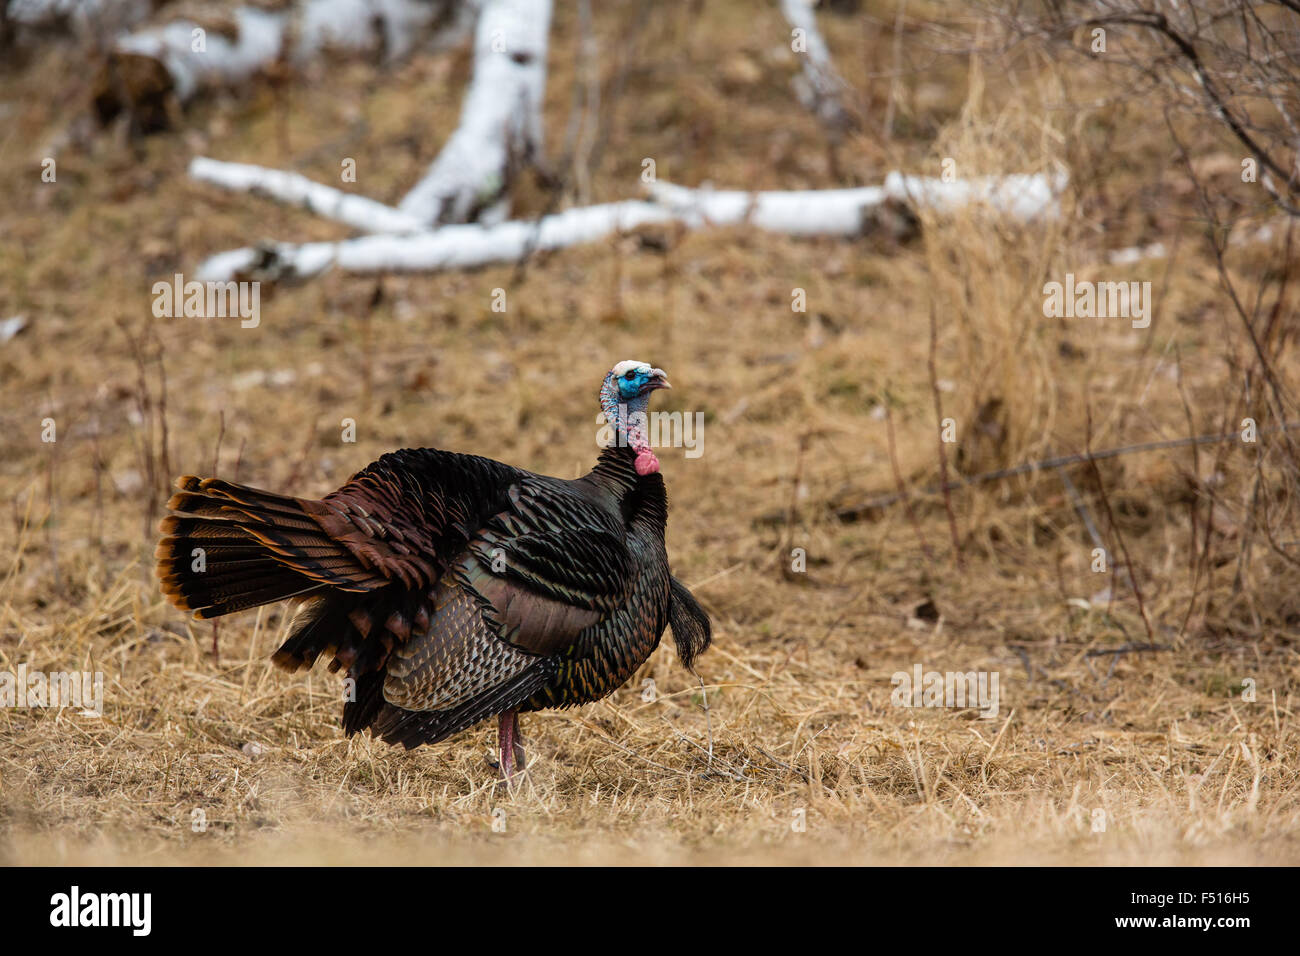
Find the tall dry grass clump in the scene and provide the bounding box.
[915,61,1073,478]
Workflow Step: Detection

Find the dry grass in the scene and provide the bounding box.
[1,1,1298,865]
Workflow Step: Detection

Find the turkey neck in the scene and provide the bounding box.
[587,445,668,538]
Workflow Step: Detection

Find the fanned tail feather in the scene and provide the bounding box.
[156,475,374,620]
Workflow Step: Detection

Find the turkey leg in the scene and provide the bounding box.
[497,709,526,782]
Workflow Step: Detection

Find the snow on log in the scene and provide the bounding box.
[192,172,1068,281]
[97,0,475,124]
[779,0,853,132]
[397,0,553,226]
[189,157,426,234]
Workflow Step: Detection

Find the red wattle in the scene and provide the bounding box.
[634,449,660,475]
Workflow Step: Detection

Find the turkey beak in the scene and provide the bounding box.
[645,369,672,392]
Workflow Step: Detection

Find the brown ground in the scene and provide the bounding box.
[1,1,1297,865]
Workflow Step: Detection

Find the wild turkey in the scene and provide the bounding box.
[156,360,711,779]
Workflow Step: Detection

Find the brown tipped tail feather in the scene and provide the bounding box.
[156,476,379,620]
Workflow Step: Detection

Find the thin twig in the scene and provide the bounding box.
[1084,642,1171,659]
[1083,406,1155,644]
[843,422,1300,515]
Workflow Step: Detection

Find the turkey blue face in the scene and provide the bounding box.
[612,361,671,401]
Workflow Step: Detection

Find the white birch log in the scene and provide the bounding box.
[108,0,475,106]
[650,172,1064,229]
[189,157,426,234]
[882,170,1068,221]
[193,172,1068,281]
[779,0,853,132]
[647,181,887,235]
[196,200,678,281]
[114,7,282,103]
[189,159,1065,242]
[396,0,553,226]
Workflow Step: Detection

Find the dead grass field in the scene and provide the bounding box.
[1,1,1298,865]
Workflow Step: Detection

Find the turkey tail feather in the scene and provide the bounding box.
[668,576,712,672]
[156,475,373,620]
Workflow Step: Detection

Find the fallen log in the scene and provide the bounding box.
[778,0,854,133]
[192,171,1068,281]
[396,0,554,226]
[95,0,477,129]
[188,157,426,234]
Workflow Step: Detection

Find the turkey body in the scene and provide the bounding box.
[157,442,711,756]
